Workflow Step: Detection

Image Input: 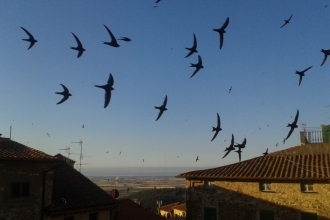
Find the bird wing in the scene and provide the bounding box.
[72,32,83,48]
[185,50,194,58]
[27,41,36,50]
[107,73,114,86]
[288,14,293,21]
[193,33,197,49]
[303,66,313,72]
[211,130,219,141]
[156,0,161,3]
[293,109,299,124]
[104,90,111,108]
[190,67,200,78]
[155,110,164,121]
[104,25,118,44]
[221,17,230,30]
[217,113,220,128]
[57,95,69,105]
[222,150,231,159]
[198,55,202,64]
[285,127,294,140]
[21,27,34,39]
[280,22,286,28]
[242,138,246,146]
[219,32,225,49]
[163,95,167,107]
[77,50,83,58]
[321,53,328,66]
[298,75,302,86]
[230,134,234,146]
[60,84,69,93]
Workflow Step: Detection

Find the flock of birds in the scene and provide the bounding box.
[18,4,329,164]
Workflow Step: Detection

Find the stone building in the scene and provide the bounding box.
[0,137,118,220]
[176,126,330,220]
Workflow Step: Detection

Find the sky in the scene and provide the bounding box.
[1,1,330,176]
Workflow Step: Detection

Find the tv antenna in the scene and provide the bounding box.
[71,140,84,172]
[59,146,71,158]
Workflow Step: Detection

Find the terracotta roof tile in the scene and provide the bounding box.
[160,202,180,213]
[46,163,117,213]
[176,154,330,180]
[114,199,165,220]
[0,138,57,161]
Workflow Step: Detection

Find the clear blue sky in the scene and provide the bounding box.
[1,1,330,174]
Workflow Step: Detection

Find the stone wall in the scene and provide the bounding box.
[185,179,330,220]
[0,160,59,220]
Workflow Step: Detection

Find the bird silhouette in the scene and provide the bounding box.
[82,124,84,128]
[320,49,330,66]
[195,156,199,162]
[20,27,37,50]
[95,73,114,108]
[103,25,120,48]
[234,138,246,149]
[185,33,197,58]
[285,109,299,140]
[143,159,145,162]
[295,66,313,86]
[155,0,161,3]
[118,37,131,42]
[222,134,235,159]
[276,143,278,147]
[229,86,232,94]
[55,84,72,105]
[213,17,229,49]
[70,32,85,58]
[262,148,268,156]
[190,55,204,78]
[47,132,50,137]
[235,147,242,162]
[155,95,167,121]
[283,138,286,144]
[211,113,222,141]
[280,14,293,28]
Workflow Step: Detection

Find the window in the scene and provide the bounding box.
[10,182,30,198]
[301,182,313,192]
[259,210,274,220]
[259,182,271,191]
[89,212,98,220]
[204,181,215,189]
[204,207,216,220]
[301,211,317,220]
[63,216,74,220]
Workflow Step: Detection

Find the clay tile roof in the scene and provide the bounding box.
[113,199,165,220]
[160,202,180,213]
[0,138,57,161]
[46,163,117,213]
[176,154,330,180]
[173,203,186,212]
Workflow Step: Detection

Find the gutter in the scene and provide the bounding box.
[109,202,119,220]
[40,162,65,220]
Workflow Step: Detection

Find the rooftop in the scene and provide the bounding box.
[160,202,180,213]
[0,138,58,161]
[177,153,330,181]
[173,203,186,212]
[113,199,165,220]
[45,163,118,214]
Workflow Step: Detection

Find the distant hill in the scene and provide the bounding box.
[122,187,185,213]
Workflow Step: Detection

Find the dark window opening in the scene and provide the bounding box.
[89,212,98,220]
[10,182,30,198]
[260,210,274,220]
[204,207,216,220]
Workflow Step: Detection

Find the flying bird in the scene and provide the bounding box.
[103,25,120,48]
[190,55,204,78]
[283,138,286,144]
[155,0,161,3]
[47,132,50,137]
[20,27,37,50]
[70,32,85,58]
[55,84,72,105]
[280,14,293,28]
[222,134,235,159]
[234,138,246,149]
[213,17,229,49]
[95,73,115,108]
[143,159,145,162]
[155,95,167,121]
[276,143,278,147]
[262,148,268,156]
[185,33,197,58]
[235,147,243,162]
[118,37,131,42]
[229,86,232,94]
[195,156,199,162]
[211,113,222,141]
[295,66,313,86]
[82,124,84,128]
[320,49,330,66]
[285,109,299,140]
